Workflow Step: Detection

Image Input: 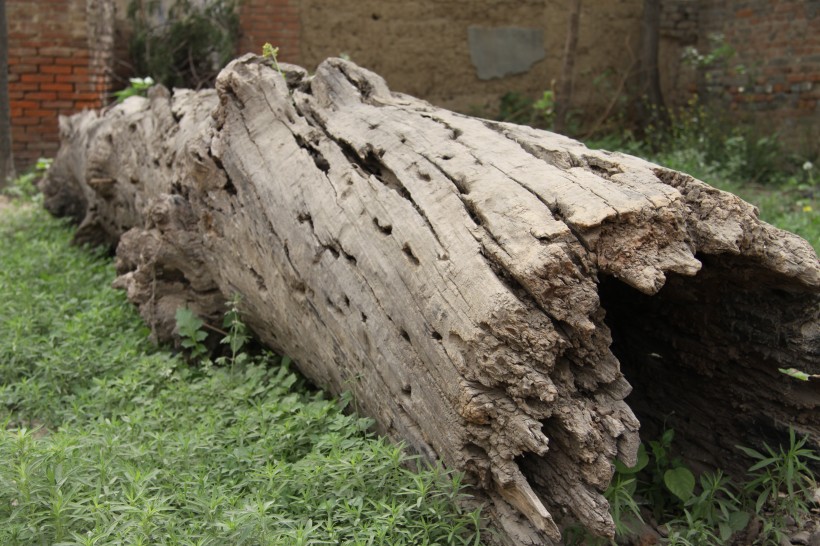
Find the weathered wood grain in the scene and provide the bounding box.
[42,55,819,545]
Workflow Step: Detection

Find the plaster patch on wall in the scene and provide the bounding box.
[468,26,545,80]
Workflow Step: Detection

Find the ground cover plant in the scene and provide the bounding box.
[2,88,817,543]
[0,198,482,545]
[581,110,820,545]
[574,426,819,546]
[491,92,819,543]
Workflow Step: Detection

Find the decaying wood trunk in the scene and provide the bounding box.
[42,55,819,545]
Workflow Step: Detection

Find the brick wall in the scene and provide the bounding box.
[238,0,301,63]
[698,0,820,152]
[7,1,817,165]
[7,0,114,169]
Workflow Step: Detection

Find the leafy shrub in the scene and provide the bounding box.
[127,0,240,89]
[496,90,556,130]
[1,158,51,201]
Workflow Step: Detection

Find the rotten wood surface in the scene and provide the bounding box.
[42,55,820,545]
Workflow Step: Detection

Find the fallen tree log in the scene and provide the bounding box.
[42,55,819,545]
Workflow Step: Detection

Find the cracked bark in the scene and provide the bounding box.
[42,55,819,545]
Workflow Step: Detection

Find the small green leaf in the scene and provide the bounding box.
[623,476,637,496]
[262,43,279,59]
[728,510,750,531]
[736,445,766,460]
[664,466,695,501]
[719,522,732,542]
[748,457,778,472]
[755,489,770,513]
[778,368,811,381]
[175,307,204,336]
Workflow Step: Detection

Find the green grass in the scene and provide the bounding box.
[2,119,816,545]
[0,204,482,545]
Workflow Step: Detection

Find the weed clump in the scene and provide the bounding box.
[568,426,818,545]
[0,204,483,545]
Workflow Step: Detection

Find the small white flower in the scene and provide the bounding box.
[129,77,154,86]
[803,161,814,172]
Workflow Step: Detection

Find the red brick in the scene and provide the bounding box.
[41,30,79,41]
[7,30,30,40]
[25,120,57,133]
[40,65,73,75]
[55,56,89,66]
[10,100,38,109]
[23,56,56,66]
[9,83,39,92]
[11,132,41,143]
[9,64,37,74]
[19,41,50,49]
[74,83,98,94]
[74,101,102,109]
[42,101,74,109]
[27,92,59,101]
[38,46,73,57]
[24,109,55,118]
[13,117,40,126]
[72,92,102,101]
[40,83,74,93]
[56,74,90,84]
[20,74,55,83]
[8,47,37,57]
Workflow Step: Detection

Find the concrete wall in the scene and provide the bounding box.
[287,0,818,150]
[295,0,644,118]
